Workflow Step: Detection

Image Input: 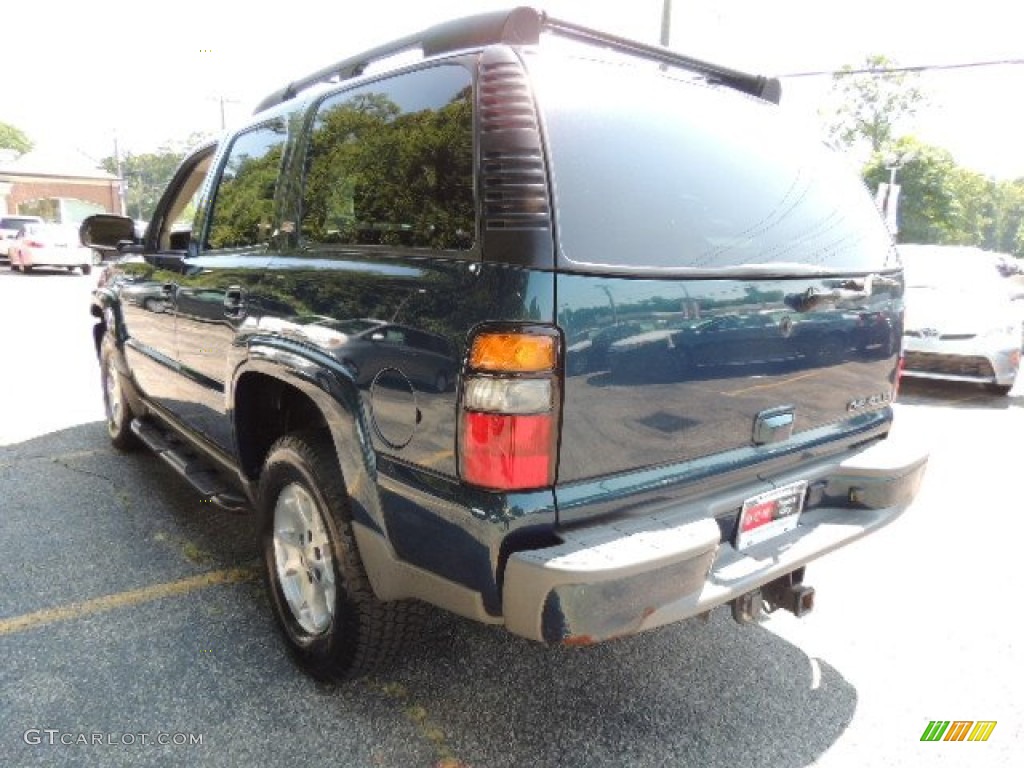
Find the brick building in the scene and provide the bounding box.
[0,148,122,223]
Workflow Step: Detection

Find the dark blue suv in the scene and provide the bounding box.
[83,7,928,680]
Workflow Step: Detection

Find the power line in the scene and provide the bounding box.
[781,58,1024,78]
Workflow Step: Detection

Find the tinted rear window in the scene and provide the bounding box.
[527,55,896,274]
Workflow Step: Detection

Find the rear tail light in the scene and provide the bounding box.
[458,326,561,491]
[25,240,45,248]
[892,355,905,400]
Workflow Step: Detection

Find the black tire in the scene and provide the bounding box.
[100,345,139,450]
[81,264,93,276]
[259,430,421,680]
[986,383,1012,396]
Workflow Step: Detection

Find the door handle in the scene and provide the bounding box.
[224,287,246,319]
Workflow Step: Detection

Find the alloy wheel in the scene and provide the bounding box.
[272,483,337,635]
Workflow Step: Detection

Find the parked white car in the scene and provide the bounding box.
[899,244,1022,396]
[7,222,99,275]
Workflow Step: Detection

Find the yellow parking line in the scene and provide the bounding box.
[726,370,822,396]
[0,567,257,637]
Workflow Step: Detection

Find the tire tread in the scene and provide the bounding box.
[259,430,423,680]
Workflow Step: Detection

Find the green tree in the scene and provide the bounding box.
[864,137,963,243]
[989,179,1024,257]
[0,121,33,156]
[302,87,474,251]
[100,132,211,221]
[206,134,285,250]
[863,137,1024,256]
[824,55,925,153]
[948,166,996,247]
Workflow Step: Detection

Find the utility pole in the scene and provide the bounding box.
[660,0,672,46]
[210,94,241,130]
[113,131,127,217]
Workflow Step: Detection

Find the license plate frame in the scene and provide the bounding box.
[735,481,807,552]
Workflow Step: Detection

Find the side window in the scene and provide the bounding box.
[205,122,288,251]
[158,150,213,251]
[301,65,474,251]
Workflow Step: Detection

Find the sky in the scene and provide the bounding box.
[5,0,1023,179]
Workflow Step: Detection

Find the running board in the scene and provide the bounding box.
[130,419,249,512]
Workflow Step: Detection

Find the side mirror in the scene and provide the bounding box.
[80,214,137,252]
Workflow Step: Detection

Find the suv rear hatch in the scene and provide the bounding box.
[526,52,902,500]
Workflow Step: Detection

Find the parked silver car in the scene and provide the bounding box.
[899,244,1022,395]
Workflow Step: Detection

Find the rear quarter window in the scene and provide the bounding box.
[527,55,896,274]
[300,64,475,251]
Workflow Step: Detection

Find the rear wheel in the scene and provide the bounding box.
[259,430,420,680]
[81,264,92,276]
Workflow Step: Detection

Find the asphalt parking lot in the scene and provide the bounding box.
[1,265,1020,767]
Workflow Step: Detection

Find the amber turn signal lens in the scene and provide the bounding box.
[469,333,556,372]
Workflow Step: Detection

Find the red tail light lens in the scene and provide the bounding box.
[460,412,554,489]
[458,327,561,491]
[893,355,905,400]
[25,239,45,248]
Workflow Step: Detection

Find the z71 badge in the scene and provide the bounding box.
[847,391,893,412]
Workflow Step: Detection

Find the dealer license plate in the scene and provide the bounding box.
[735,481,807,552]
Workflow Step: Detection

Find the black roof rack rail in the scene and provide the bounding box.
[253,6,781,114]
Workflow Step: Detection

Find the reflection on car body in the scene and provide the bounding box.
[566,321,654,375]
[261,316,457,392]
[606,307,891,381]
